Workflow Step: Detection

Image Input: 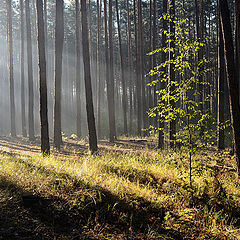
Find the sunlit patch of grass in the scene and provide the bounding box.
[0,146,240,239]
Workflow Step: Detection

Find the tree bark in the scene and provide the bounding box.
[20,0,27,137]
[138,0,147,135]
[36,0,50,155]
[6,0,16,137]
[116,0,128,135]
[236,0,240,100]
[126,0,133,135]
[217,7,225,150]
[152,0,157,129]
[158,0,167,149]
[25,0,35,141]
[134,0,142,136]
[97,0,102,138]
[108,0,117,140]
[169,0,176,148]
[54,0,64,149]
[219,0,240,174]
[76,0,82,138]
[81,0,98,153]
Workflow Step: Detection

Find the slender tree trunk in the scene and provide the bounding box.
[97,0,102,138]
[54,0,64,149]
[6,0,16,137]
[126,0,133,135]
[44,0,48,83]
[199,0,204,112]
[76,0,82,138]
[25,0,35,141]
[138,0,147,134]
[81,0,98,153]
[152,0,157,129]
[148,0,153,127]
[88,0,96,107]
[104,0,116,142]
[219,0,240,174]
[108,0,117,140]
[169,0,176,148]
[134,0,142,136]
[20,0,27,137]
[217,14,225,150]
[194,0,200,40]
[36,0,50,155]
[158,0,167,149]
[236,0,240,100]
[116,0,128,135]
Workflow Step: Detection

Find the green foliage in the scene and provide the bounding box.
[148,13,216,185]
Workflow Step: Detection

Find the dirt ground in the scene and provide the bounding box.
[0,136,157,157]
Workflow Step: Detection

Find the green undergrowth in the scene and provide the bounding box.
[0,146,240,239]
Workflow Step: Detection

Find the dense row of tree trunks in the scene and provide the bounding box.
[36,0,50,155]
[20,0,27,137]
[80,0,98,153]
[219,0,240,174]
[25,0,35,141]
[3,0,240,157]
[54,0,64,149]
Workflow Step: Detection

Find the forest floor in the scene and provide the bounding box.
[0,136,240,239]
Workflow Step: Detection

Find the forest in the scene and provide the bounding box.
[0,0,240,239]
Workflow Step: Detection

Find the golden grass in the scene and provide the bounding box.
[1,146,240,239]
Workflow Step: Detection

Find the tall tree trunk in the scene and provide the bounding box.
[148,0,153,127]
[88,0,95,105]
[76,0,82,138]
[194,0,200,40]
[97,0,102,138]
[116,0,128,135]
[36,0,50,155]
[199,0,204,112]
[126,0,133,135]
[6,0,16,137]
[108,0,117,140]
[25,0,35,141]
[134,0,142,136]
[44,0,48,84]
[54,0,64,149]
[104,0,116,142]
[81,0,98,153]
[169,0,176,148]
[236,0,240,99]
[20,0,27,137]
[152,0,157,129]
[217,6,225,150]
[44,0,48,66]
[138,0,147,134]
[158,0,167,149]
[219,0,240,174]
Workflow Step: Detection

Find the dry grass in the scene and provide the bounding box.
[0,138,240,239]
